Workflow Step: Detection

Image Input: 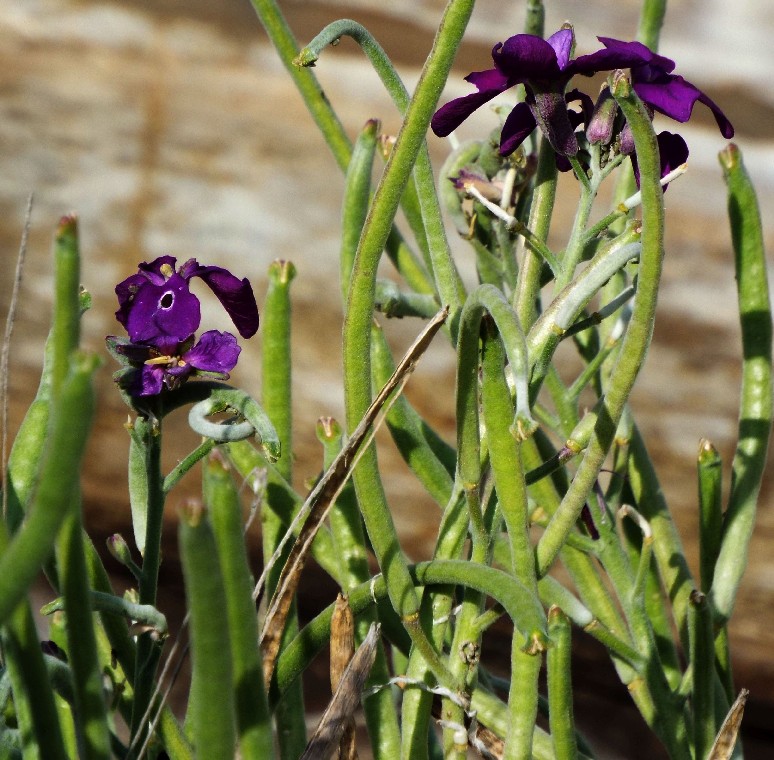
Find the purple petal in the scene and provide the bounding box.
[633,73,734,137]
[493,34,561,80]
[180,260,259,339]
[696,89,734,139]
[431,68,511,137]
[120,272,201,343]
[499,101,537,156]
[127,364,165,397]
[547,28,574,71]
[181,330,241,374]
[566,88,595,127]
[657,131,690,178]
[115,273,149,331]
[584,37,676,74]
[631,130,689,189]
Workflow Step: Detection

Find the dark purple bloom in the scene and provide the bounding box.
[432,29,733,158]
[115,255,259,344]
[108,330,241,397]
[432,27,648,156]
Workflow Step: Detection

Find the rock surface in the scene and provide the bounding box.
[2,1,773,756]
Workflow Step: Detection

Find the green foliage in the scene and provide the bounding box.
[1,1,769,758]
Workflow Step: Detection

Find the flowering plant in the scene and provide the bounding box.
[0,1,770,759]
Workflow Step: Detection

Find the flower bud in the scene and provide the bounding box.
[587,85,618,145]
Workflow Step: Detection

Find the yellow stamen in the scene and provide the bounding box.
[145,355,176,366]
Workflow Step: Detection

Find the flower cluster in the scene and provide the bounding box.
[107,256,259,397]
[431,26,733,179]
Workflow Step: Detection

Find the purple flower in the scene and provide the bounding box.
[115,255,259,344]
[595,38,734,139]
[108,330,241,397]
[432,28,733,158]
[431,27,647,156]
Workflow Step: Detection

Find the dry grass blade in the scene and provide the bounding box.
[259,306,449,684]
[707,688,749,760]
[300,622,380,760]
[2,193,33,521]
[330,594,357,760]
[472,725,503,759]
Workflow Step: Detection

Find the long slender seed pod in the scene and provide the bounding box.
[0,352,99,624]
[697,439,723,594]
[179,502,236,760]
[260,258,306,759]
[546,607,578,760]
[712,144,772,624]
[205,454,274,760]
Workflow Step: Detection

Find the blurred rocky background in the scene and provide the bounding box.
[2,0,773,756]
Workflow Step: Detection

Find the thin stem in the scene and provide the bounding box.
[342,0,475,685]
[129,418,166,752]
[636,0,668,50]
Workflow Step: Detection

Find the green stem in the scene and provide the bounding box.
[503,645,541,760]
[524,0,544,36]
[129,417,166,751]
[514,138,557,329]
[56,506,111,759]
[636,0,668,49]
[689,589,716,760]
[697,439,723,594]
[535,73,666,577]
[480,326,535,588]
[297,19,464,313]
[342,0,475,680]
[0,560,68,760]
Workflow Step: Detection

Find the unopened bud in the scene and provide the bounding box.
[107,534,133,566]
[587,85,618,145]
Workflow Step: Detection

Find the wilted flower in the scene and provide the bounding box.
[115,255,259,343]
